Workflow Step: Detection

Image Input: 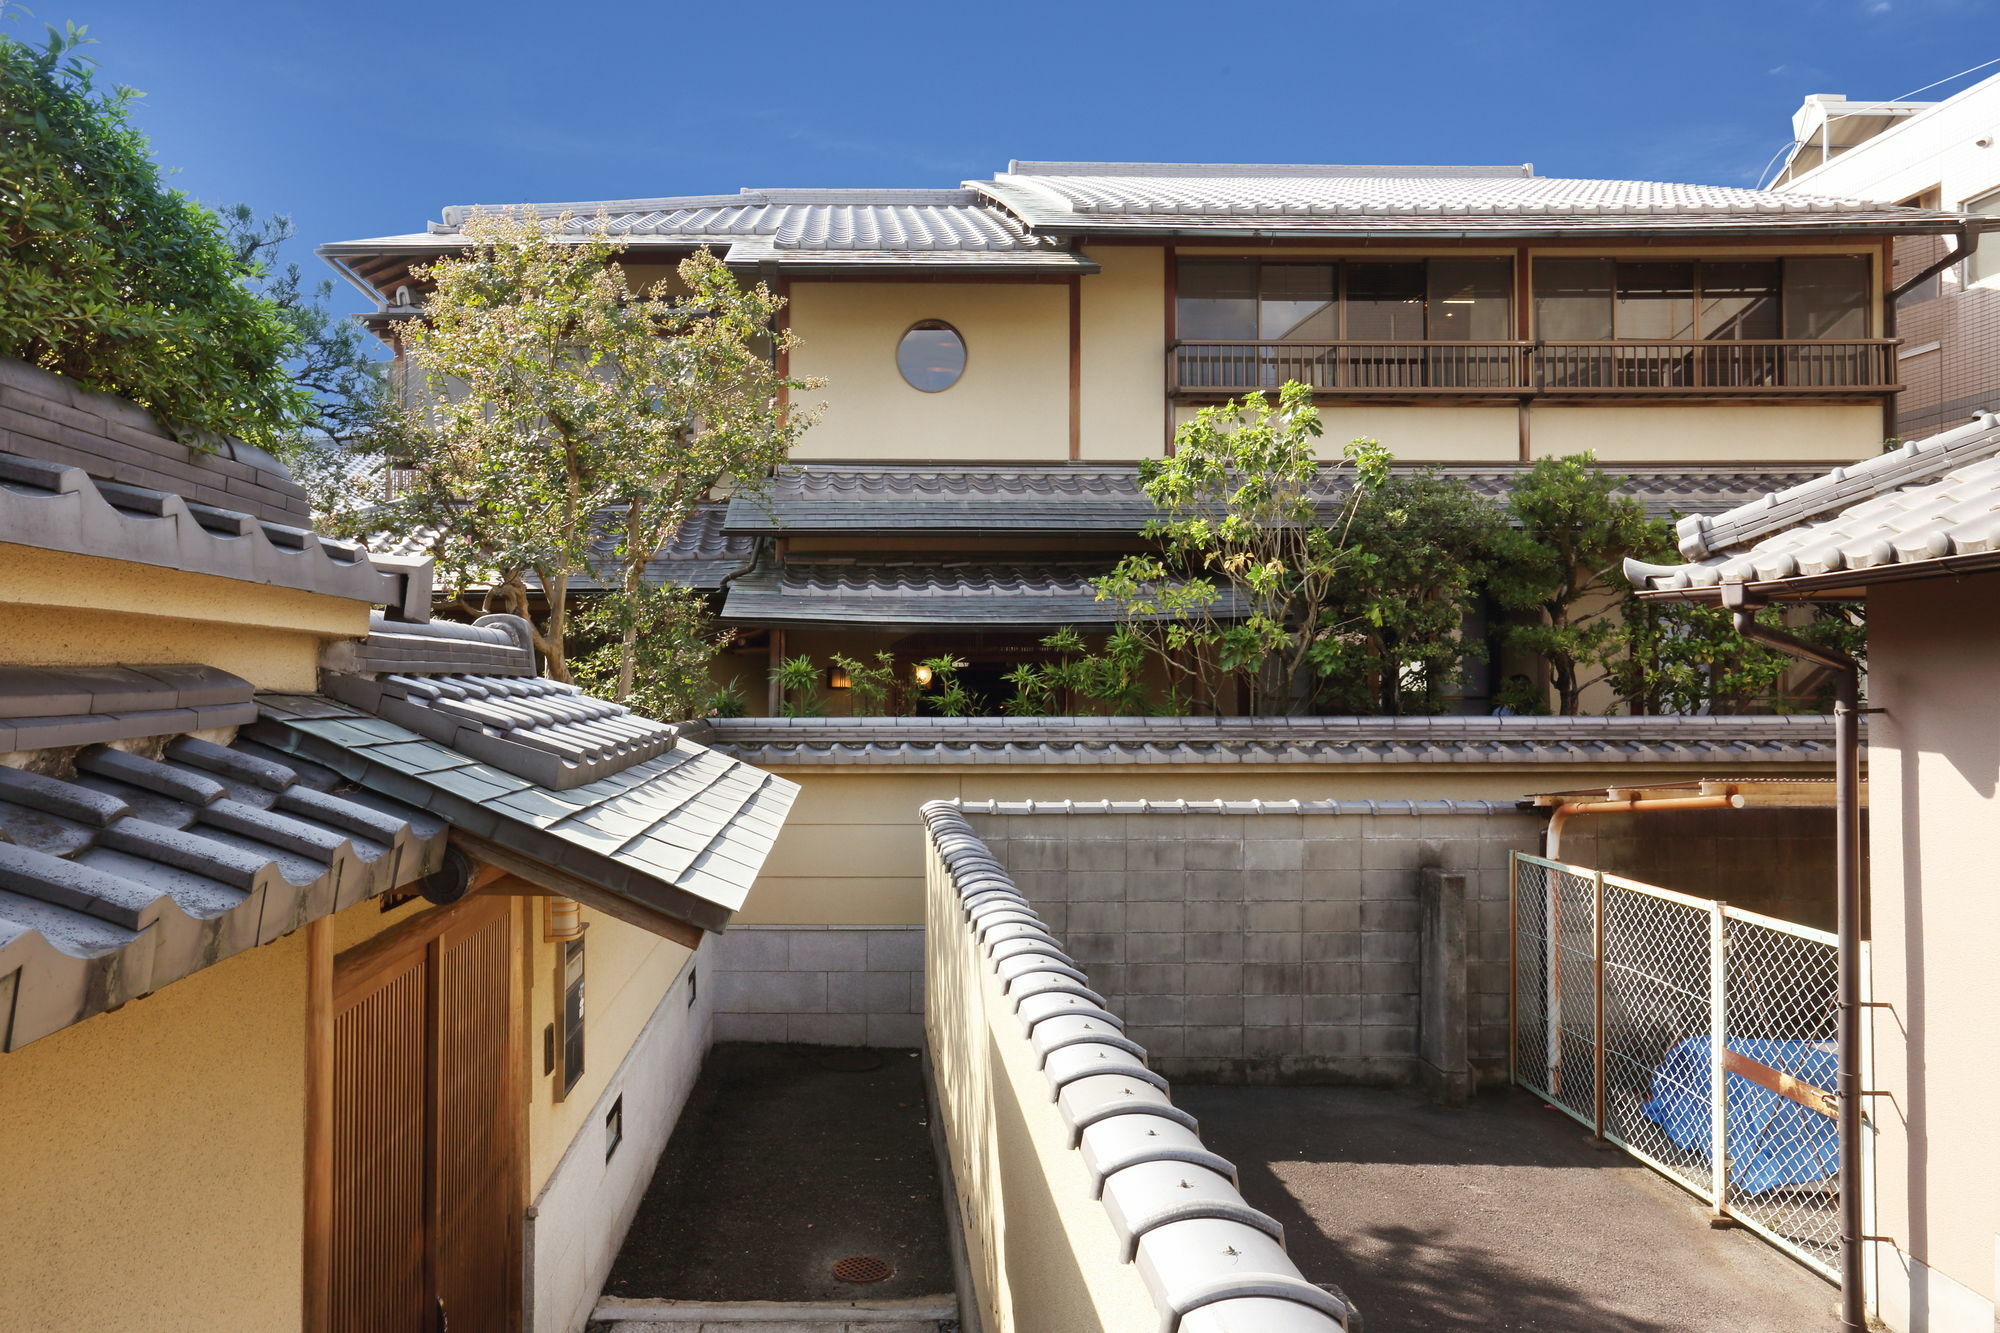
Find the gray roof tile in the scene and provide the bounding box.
[699,714,1839,767]
[0,737,444,1052]
[718,555,1244,629]
[251,693,797,937]
[977,161,1969,238]
[1626,414,2000,596]
[722,463,1828,536]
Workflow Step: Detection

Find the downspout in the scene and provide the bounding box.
[1545,793,1744,861]
[1888,222,1978,302]
[1722,584,1867,1332]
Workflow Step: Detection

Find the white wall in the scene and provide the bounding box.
[524,944,711,1333]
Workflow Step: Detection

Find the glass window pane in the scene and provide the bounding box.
[896,322,966,392]
[1258,264,1336,340]
[1783,256,1871,338]
[1427,258,1513,341]
[1615,262,1696,340]
[1345,262,1427,340]
[1697,261,1781,340]
[1533,259,1614,340]
[1966,190,2000,284]
[1177,259,1257,339]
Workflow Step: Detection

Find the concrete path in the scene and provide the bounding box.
[1175,1084,1837,1333]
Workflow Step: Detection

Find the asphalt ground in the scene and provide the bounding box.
[1174,1084,1838,1333]
[600,1042,954,1304]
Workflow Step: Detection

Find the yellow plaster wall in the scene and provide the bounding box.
[525,903,693,1193]
[1527,404,1883,463]
[0,544,367,690]
[787,281,1070,461]
[925,838,1159,1333]
[1077,246,1167,459]
[0,932,307,1332]
[1169,402,1519,462]
[735,761,1818,926]
[1864,577,2000,1324]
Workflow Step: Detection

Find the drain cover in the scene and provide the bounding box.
[832,1254,894,1284]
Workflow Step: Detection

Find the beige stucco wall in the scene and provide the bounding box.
[925,837,1159,1333]
[0,930,309,1332]
[1528,403,1884,463]
[1864,576,2000,1332]
[0,544,367,690]
[788,280,1070,461]
[735,761,1823,926]
[1169,402,1520,462]
[525,902,694,1193]
[1078,246,1167,460]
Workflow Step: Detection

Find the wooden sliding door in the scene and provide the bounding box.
[315,895,522,1333]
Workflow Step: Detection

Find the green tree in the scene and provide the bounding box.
[382,211,815,688]
[1489,453,1658,715]
[1318,471,1505,716]
[1095,383,1392,715]
[569,586,734,721]
[0,26,308,449]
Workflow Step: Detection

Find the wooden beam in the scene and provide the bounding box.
[302,915,334,1333]
[452,832,708,950]
[1723,1048,1839,1119]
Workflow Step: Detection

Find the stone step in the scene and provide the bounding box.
[589,1295,959,1332]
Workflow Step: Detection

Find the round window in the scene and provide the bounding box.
[897,321,966,392]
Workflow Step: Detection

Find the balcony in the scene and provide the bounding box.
[1169,339,1899,398]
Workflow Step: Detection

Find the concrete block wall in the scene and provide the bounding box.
[708,924,925,1048]
[965,802,1542,1084]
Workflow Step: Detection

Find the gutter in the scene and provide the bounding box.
[1544,792,1744,860]
[1720,584,1867,1331]
[1888,222,1981,301]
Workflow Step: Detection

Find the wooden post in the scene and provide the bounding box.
[765,627,786,717]
[302,916,334,1333]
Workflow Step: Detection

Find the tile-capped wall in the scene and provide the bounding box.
[708,924,924,1048]
[964,800,1541,1084]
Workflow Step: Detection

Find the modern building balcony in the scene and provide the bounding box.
[1169,338,1900,397]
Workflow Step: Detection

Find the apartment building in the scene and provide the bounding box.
[1775,75,2000,440]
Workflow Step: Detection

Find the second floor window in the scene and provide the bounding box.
[1532,257,1871,342]
[1178,258,1514,344]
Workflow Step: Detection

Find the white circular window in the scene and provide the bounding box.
[897,321,966,392]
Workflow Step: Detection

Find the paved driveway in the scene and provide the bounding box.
[1174,1084,1836,1333]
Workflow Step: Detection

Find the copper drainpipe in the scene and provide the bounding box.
[1721,585,1867,1331]
[1545,792,1745,861]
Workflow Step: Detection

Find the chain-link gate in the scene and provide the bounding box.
[1511,853,1842,1280]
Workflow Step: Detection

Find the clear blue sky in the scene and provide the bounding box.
[12,0,1995,316]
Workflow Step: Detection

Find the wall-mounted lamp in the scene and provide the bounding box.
[827,666,852,690]
[912,663,935,687]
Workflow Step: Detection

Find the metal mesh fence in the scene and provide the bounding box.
[1510,853,1840,1281]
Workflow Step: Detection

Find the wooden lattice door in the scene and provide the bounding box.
[322,895,520,1333]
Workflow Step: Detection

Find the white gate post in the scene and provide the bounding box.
[1708,902,1730,1218]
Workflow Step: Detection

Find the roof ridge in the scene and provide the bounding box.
[1005,161,1537,179]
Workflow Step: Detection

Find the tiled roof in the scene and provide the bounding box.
[253,694,796,936]
[975,161,1968,237]
[322,615,680,789]
[367,504,755,594]
[326,189,1096,274]
[697,714,1840,767]
[0,733,445,1050]
[0,448,428,615]
[717,556,1246,629]
[0,663,256,753]
[722,463,1825,536]
[1626,414,2000,596]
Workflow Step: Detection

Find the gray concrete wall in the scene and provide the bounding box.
[1560,807,1844,932]
[707,924,925,1048]
[965,802,1541,1085]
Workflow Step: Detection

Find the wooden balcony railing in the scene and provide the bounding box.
[1169,339,1899,397]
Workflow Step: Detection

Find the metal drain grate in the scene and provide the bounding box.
[831,1254,894,1284]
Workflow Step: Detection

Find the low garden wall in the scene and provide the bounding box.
[923,802,1353,1333]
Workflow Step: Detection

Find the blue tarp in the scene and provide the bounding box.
[1641,1036,1839,1193]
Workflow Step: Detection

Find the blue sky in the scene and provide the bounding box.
[11,0,1994,316]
